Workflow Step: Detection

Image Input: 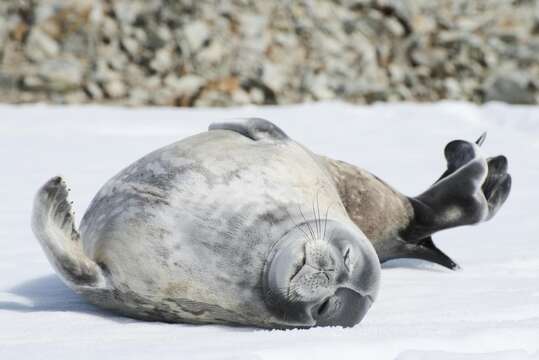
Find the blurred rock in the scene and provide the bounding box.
[0,0,537,105]
[85,82,104,100]
[483,72,536,105]
[0,72,18,91]
[121,37,140,58]
[0,18,7,53]
[183,21,210,52]
[104,79,127,99]
[150,47,174,73]
[25,28,60,61]
[164,74,205,98]
[38,59,84,92]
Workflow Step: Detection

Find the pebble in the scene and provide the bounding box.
[483,72,536,105]
[104,79,127,99]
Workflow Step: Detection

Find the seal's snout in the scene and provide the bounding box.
[263,220,381,328]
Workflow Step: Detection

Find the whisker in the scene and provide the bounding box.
[316,190,322,240]
[323,203,332,241]
[284,207,311,242]
[312,198,319,240]
[298,206,316,242]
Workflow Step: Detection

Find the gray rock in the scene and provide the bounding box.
[0,17,7,53]
[183,21,210,52]
[197,42,225,64]
[146,26,172,50]
[307,73,334,100]
[231,88,251,105]
[102,17,119,39]
[483,72,536,105]
[112,1,143,25]
[85,82,104,100]
[22,75,45,90]
[127,87,150,106]
[104,79,127,99]
[121,37,140,58]
[262,63,287,93]
[374,0,417,33]
[0,72,18,91]
[444,78,462,99]
[384,17,405,37]
[25,28,60,62]
[164,75,205,97]
[38,59,84,92]
[248,87,265,104]
[150,47,174,73]
[63,90,89,104]
[107,49,129,71]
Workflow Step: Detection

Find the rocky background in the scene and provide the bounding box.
[1,0,538,106]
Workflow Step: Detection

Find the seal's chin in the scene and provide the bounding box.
[263,220,381,328]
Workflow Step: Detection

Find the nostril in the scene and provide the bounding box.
[317,298,331,317]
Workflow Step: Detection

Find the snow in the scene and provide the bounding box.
[0,102,538,359]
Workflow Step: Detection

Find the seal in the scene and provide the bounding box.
[31,118,381,328]
[31,119,511,328]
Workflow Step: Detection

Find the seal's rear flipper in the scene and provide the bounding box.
[399,134,511,268]
[209,118,288,141]
[389,236,460,270]
[32,176,107,290]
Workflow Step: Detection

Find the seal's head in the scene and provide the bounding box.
[263,219,381,328]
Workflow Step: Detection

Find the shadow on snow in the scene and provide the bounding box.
[0,274,134,323]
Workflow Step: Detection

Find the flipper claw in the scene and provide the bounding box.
[476,132,487,146]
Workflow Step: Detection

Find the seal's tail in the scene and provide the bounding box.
[31,176,106,290]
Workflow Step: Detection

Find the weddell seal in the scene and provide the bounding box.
[31,119,511,328]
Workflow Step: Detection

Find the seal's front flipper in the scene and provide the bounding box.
[32,176,107,290]
[209,118,288,141]
[397,135,511,269]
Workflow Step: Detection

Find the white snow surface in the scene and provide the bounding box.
[0,102,538,360]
